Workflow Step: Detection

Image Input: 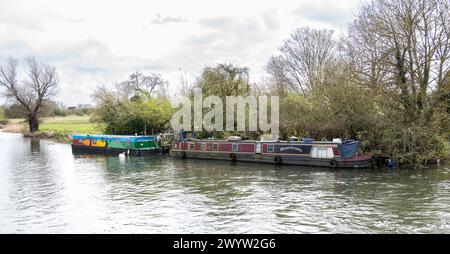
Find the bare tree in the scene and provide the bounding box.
[0,57,59,132]
[177,70,195,97]
[267,27,335,95]
[339,0,450,165]
[344,0,450,121]
[128,71,168,97]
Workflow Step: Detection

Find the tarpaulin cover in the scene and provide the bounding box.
[338,141,359,158]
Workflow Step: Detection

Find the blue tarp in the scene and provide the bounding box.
[338,141,359,158]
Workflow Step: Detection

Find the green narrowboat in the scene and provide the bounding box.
[71,134,162,156]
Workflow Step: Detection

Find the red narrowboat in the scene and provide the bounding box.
[169,131,373,168]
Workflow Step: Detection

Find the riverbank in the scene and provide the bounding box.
[0,115,104,143]
[0,122,24,133]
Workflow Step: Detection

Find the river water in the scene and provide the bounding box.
[1,132,449,233]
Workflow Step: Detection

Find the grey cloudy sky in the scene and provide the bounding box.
[0,0,366,106]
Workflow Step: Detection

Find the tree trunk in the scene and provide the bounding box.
[28,113,39,133]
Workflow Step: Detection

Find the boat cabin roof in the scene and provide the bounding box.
[72,134,157,141]
[180,138,358,145]
[177,131,357,145]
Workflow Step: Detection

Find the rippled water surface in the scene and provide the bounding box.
[1,132,450,233]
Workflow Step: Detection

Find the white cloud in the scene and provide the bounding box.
[150,13,188,25]
[0,0,367,106]
[294,0,363,29]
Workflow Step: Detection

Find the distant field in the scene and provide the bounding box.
[39,115,105,134]
[1,115,104,134]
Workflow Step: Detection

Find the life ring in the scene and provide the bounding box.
[274,156,282,164]
[330,159,338,168]
[229,153,236,161]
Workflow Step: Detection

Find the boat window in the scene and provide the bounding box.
[311,146,334,159]
[256,143,262,154]
[201,143,206,151]
[189,143,195,150]
[326,147,334,158]
[232,143,238,152]
[213,143,218,151]
[268,144,274,153]
[318,147,327,158]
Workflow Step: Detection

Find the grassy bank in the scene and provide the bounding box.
[0,115,105,143]
[39,115,104,134]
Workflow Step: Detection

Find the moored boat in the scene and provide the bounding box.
[71,134,163,156]
[169,131,373,168]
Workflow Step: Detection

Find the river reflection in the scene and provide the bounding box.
[0,132,449,233]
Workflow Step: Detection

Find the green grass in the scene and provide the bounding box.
[39,115,105,134]
[0,107,5,120]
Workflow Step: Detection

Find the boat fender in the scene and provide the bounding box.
[330,159,338,168]
[229,153,236,161]
[181,151,186,158]
[274,156,282,164]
